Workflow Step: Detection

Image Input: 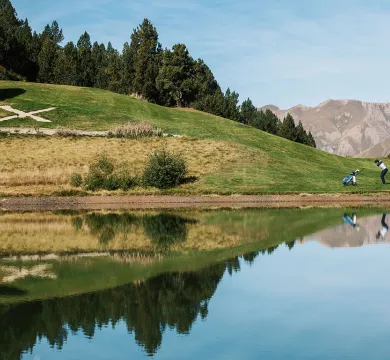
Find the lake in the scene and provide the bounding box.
[1,208,390,359]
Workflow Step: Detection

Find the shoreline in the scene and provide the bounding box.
[2,194,390,211]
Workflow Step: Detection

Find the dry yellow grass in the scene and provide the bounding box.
[0,211,245,254]
[0,137,262,190]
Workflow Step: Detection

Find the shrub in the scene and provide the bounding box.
[111,122,163,139]
[54,127,79,137]
[84,153,136,191]
[114,164,138,190]
[69,173,83,187]
[143,148,187,189]
[84,153,115,191]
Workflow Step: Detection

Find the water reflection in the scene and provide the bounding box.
[303,212,390,248]
[2,209,390,359]
[0,251,266,359]
[75,212,198,248]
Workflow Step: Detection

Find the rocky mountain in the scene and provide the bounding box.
[261,100,390,157]
[358,138,390,158]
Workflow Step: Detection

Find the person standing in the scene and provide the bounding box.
[374,160,388,184]
[376,213,388,240]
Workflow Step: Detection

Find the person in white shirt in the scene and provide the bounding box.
[376,214,388,240]
[374,160,388,184]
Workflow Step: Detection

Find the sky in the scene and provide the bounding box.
[11,0,390,109]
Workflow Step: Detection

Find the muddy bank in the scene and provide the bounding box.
[1,194,390,211]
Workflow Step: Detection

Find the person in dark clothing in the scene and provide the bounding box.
[374,160,388,184]
[376,213,389,240]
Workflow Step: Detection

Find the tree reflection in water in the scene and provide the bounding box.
[73,212,198,249]
[0,248,278,359]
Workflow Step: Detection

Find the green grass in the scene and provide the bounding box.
[0,80,387,194]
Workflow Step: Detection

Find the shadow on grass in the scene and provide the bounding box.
[180,176,199,185]
[0,88,26,101]
[0,285,28,296]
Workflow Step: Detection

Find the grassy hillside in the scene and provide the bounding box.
[0,80,387,195]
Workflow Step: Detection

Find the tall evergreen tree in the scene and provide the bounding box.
[279,113,296,141]
[54,41,77,85]
[240,98,257,125]
[91,42,108,89]
[41,20,63,44]
[263,109,280,135]
[76,32,93,87]
[106,42,122,93]
[121,41,134,94]
[38,36,58,83]
[192,59,219,101]
[294,121,307,144]
[307,131,317,148]
[129,19,161,101]
[156,44,195,107]
[223,88,240,121]
[0,0,33,77]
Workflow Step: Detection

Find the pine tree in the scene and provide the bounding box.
[307,131,317,148]
[192,59,219,103]
[54,41,77,85]
[76,32,93,87]
[0,0,30,77]
[279,113,296,141]
[294,121,307,144]
[41,20,63,44]
[240,98,257,125]
[194,89,225,118]
[106,42,122,93]
[156,44,195,107]
[38,36,58,83]
[91,42,108,89]
[129,19,161,101]
[121,42,133,94]
[223,88,240,121]
[263,109,280,135]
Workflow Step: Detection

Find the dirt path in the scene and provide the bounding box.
[0,127,181,137]
[2,194,390,211]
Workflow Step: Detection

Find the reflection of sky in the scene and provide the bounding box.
[24,243,390,360]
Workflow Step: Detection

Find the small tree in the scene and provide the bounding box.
[143,148,187,189]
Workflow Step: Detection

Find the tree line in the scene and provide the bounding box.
[0,244,297,359]
[0,0,315,147]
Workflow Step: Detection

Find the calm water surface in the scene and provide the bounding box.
[1,209,390,359]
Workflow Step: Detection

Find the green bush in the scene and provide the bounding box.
[84,153,115,191]
[69,173,83,188]
[143,148,187,189]
[84,153,136,191]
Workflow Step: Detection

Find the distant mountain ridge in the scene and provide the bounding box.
[261,100,390,157]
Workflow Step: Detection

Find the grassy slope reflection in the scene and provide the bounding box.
[0,251,269,359]
[0,208,382,305]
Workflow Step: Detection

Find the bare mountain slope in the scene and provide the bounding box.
[357,138,390,158]
[261,100,390,156]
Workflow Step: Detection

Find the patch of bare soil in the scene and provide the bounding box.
[2,194,390,211]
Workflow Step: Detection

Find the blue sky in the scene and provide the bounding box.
[11,0,390,108]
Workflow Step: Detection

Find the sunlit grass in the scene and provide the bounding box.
[0,80,388,195]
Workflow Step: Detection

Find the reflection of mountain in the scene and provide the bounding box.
[303,214,390,248]
[0,250,272,359]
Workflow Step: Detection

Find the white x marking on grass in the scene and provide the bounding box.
[0,264,57,283]
[0,105,56,123]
